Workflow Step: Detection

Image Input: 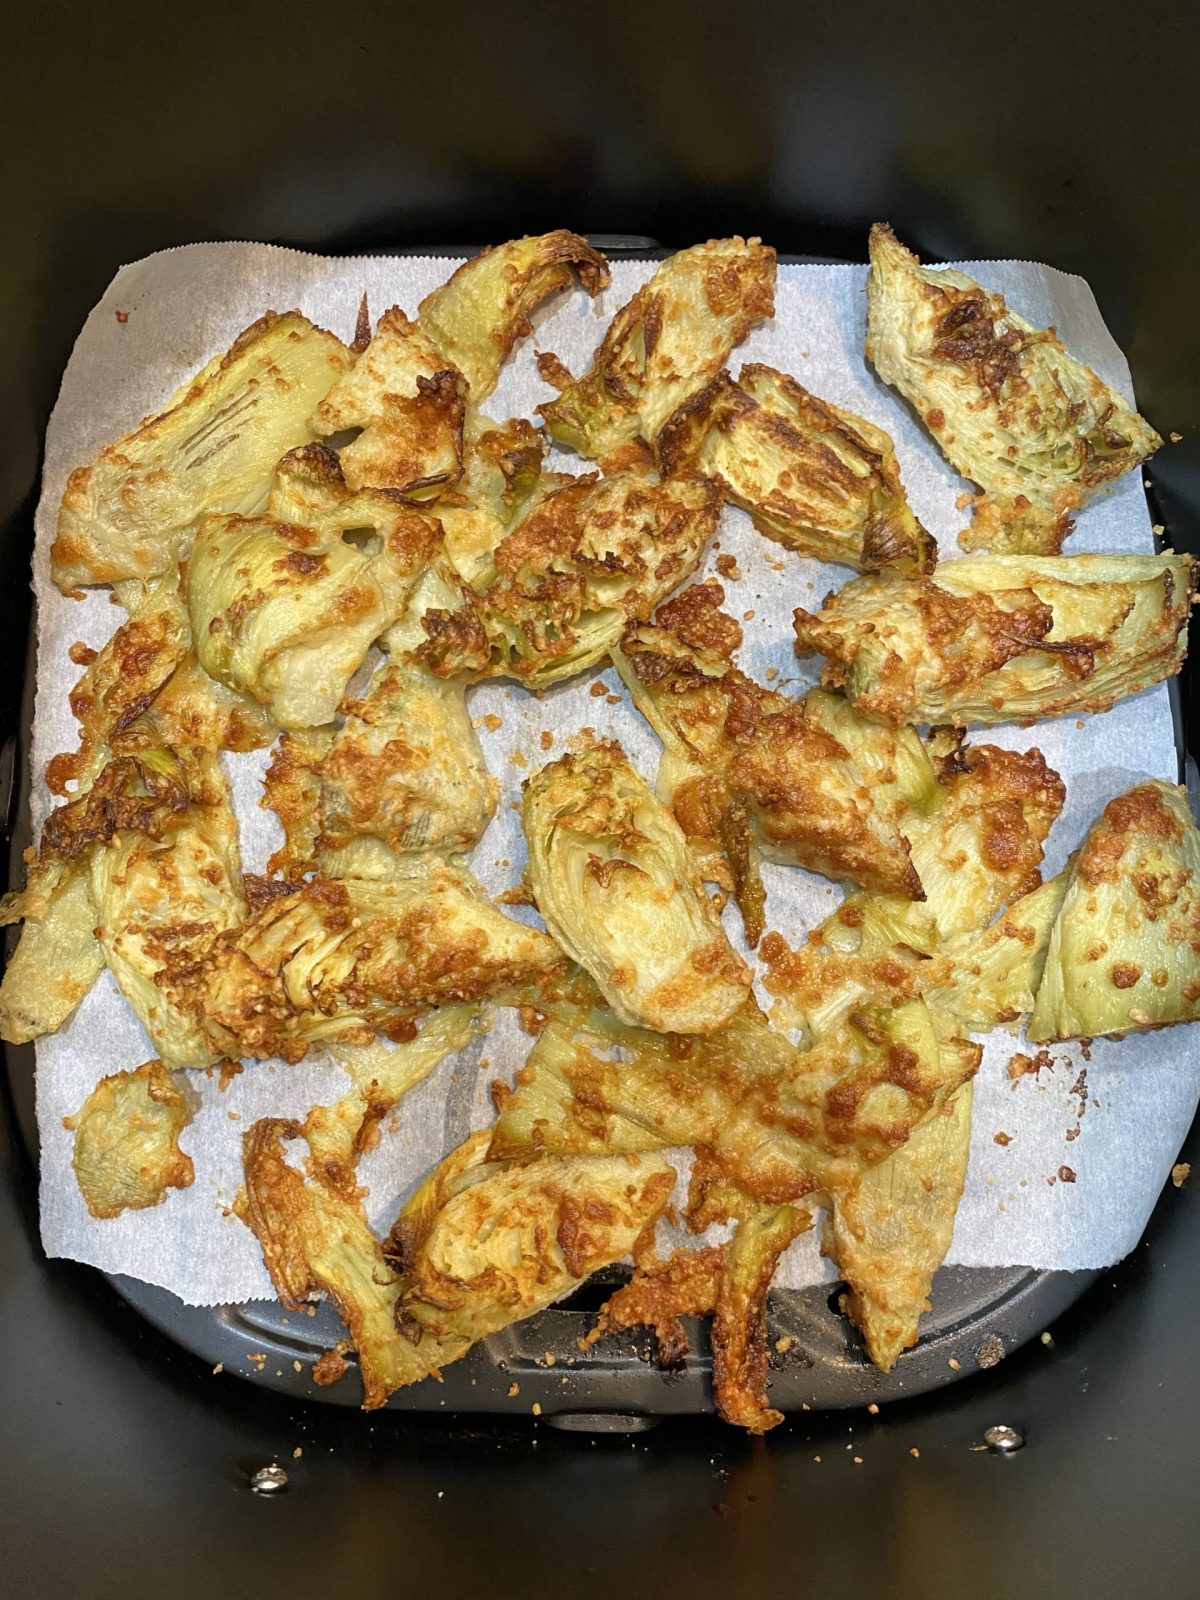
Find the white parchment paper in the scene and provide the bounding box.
[28,243,1196,1305]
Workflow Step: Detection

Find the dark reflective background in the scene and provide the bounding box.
[3,4,1199,1595]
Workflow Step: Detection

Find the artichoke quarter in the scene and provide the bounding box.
[539,238,776,458]
[866,224,1162,554]
[477,468,721,685]
[200,861,567,1063]
[65,1061,195,1220]
[310,306,466,497]
[657,363,935,575]
[53,311,353,591]
[615,582,924,943]
[522,741,752,1033]
[262,658,497,876]
[187,491,440,729]
[417,230,610,400]
[1030,781,1200,1041]
[794,552,1195,726]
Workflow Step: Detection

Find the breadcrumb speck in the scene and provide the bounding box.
[947,1357,961,1370]
[212,1363,223,1375]
[867,1402,879,1415]
[531,1402,542,1417]
[293,1447,303,1458]
[909,1447,920,1458]
[1172,1162,1190,1187]
[508,1382,520,1397]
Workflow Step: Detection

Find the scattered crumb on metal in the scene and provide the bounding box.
[976,1335,1005,1370]
[1172,1162,1191,1188]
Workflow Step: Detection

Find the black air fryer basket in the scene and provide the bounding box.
[3,5,1199,1597]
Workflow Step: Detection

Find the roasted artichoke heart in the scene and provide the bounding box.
[418,230,610,399]
[1030,781,1200,1041]
[539,238,776,457]
[66,1060,195,1220]
[614,583,922,943]
[478,469,721,685]
[657,364,936,575]
[311,307,465,497]
[492,990,977,1212]
[263,659,497,875]
[0,864,104,1044]
[187,499,437,728]
[391,1143,676,1355]
[52,311,352,590]
[866,224,1162,554]
[89,751,245,1069]
[200,862,567,1063]
[522,741,752,1033]
[47,573,275,798]
[903,733,1065,938]
[242,1118,672,1409]
[826,1082,973,1372]
[794,552,1195,726]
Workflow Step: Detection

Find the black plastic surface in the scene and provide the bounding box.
[4,2,1200,1595]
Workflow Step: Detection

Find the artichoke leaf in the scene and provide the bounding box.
[0,864,104,1044]
[826,1081,974,1372]
[418,231,609,400]
[304,1004,485,1199]
[930,872,1070,1033]
[311,307,465,497]
[712,1204,810,1433]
